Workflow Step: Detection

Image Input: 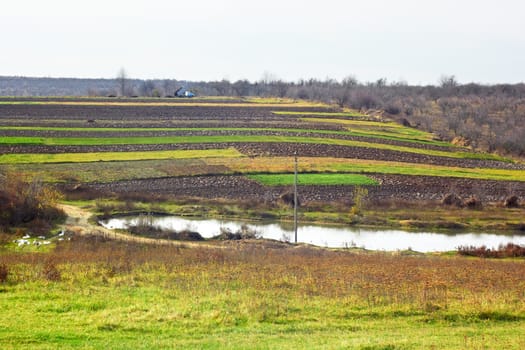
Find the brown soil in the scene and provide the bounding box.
[0,104,331,120]
[75,174,525,204]
[2,141,522,170]
[4,100,525,207]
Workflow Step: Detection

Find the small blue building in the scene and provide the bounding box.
[175,87,195,98]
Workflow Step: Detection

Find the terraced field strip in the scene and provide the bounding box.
[5,155,522,183]
[248,173,379,186]
[209,157,525,182]
[0,126,454,147]
[0,125,408,133]
[301,117,441,143]
[0,101,325,108]
[302,118,413,128]
[0,126,415,134]
[273,110,368,118]
[0,148,242,164]
[0,135,505,161]
[2,159,230,183]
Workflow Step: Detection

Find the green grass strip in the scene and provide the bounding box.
[302,117,438,142]
[4,156,524,183]
[273,111,367,117]
[302,117,405,128]
[248,173,378,186]
[214,157,525,182]
[0,135,507,161]
[0,126,453,147]
[327,162,525,182]
[0,148,242,164]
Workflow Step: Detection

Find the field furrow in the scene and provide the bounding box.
[0,97,523,216]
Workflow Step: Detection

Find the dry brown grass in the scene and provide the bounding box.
[2,236,524,312]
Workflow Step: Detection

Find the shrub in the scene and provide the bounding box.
[457,243,525,258]
[351,90,379,110]
[464,196,482,209]
[61,184,105,201]
[176,230,205,241]
[385,103,402,115]
[504,195,520,208]
[127,214,204,241]
[43,261,61,281]
[279,191,300,207]
[350,187,369,216]
[0,264,8,283]
[399,118,412,127]
[0,172,64,229]
[213,225,259,240]
[441,193,463,207]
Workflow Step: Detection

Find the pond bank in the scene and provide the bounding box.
[99,213,525,252]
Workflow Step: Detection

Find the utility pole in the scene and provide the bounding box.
[294,152,298,243]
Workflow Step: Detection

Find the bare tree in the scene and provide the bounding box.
[332,86,351,107]
[273,80,289,98]
[232,80,251,97]
[138,80,155,97]
[163,79,176,96]
[439,75,458,89]
[341,75,358,88]
[261,71,279,85]
[332,75,359,107]
[212,79,231,96]
[117,68,128,97]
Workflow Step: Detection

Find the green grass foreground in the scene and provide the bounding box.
[248,173,378,186]
[0,237,524,349]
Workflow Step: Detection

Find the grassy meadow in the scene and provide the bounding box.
[1,237,524,349]
[0,97,524,350]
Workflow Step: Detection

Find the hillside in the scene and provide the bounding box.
[0,97,523,232]
[1,96,525,349]
[2,76,525,160]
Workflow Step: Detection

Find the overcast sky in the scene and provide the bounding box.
[1,0,524,84]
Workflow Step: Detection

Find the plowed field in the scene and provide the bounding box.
[1,97,524,212]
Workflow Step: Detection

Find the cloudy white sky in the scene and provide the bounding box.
[1,0,524,84]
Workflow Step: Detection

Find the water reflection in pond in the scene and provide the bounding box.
[100,215,525,252]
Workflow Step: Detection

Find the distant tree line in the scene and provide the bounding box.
[1,74,524,158]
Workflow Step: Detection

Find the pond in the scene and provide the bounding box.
[99,215,525,252]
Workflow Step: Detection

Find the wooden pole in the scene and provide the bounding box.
[294,152,298,244]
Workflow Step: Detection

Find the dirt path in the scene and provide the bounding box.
[57,204,219,249]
